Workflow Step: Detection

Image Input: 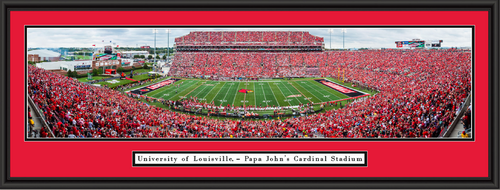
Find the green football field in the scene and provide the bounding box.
[139,78,366,107]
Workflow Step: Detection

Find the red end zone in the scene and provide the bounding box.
[314,79,367,97]
[129,78,181,95]
[322,81,355,93]
[147,79,177,90]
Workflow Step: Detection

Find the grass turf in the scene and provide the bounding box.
[129,68,151,74]
[95,74,152,88]
[77,76,111,83]
[145,78,372,107]
[126,77,379,120]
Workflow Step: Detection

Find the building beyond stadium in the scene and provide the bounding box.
[33,45,142,75]
[28,49,61,62]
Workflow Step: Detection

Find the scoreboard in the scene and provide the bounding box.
[429,40,444,47]
[104,45,113,54]
[408,41,425,48]
[395,41,410,48]
[395,39,442,48]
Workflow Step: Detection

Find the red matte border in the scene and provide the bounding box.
[10,11,488,177]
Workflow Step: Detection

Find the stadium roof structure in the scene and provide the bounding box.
[36,60,92,70]
[27,49,61,57]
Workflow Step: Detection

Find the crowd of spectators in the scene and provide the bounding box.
[161,96,311,115]
[169,52,330,78]
[249,31,263,42]
[160,31,469,138]
[194,31,209,42]
[29,48,471,138]
[222,31,236,42]
[276,31,289,42]
[209,31,222,43]
[263,32,275,42]
[236,31,250,42]
[175,31,323,45]
[290,31,303,42]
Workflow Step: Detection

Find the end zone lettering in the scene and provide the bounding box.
[314,79,366,98]
[320,80,355,93]
[147,79,176,90]
[129,78,181,95]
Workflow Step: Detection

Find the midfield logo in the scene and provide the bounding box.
[238,89,254,93]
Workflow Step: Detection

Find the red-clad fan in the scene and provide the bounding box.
[30,47,470,138]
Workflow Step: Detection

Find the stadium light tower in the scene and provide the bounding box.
[341,29,347,49]
[328,29,334,50]
[153,29,158,71]
[166,29,171,63]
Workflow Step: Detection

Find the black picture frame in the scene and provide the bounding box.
[1,0,498,189]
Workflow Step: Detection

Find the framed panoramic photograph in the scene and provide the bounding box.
[1,0,498,189]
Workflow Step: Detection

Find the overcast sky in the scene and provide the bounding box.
[27,28,472,49]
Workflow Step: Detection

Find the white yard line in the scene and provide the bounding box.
[162,81,198,100]
[243,82,250,107]
[305,80,341,100]
[273,82,291,106]
[265,83,281,107]
[259,83,269,107]
[199,82,220,102]
[301,81,327,96]
[253,82,257,107]
[208,82,227,104]
[279,82,303,104]
[145,84,174,98]
[215,80,282,82]
[324,78,370,95]
[125,77,171,92]
[232,83,242,106]
[220,82,235,105]
[191,81,210,98]
[292,81,322,103]
[141,79,183,97]
[156,80,195,99]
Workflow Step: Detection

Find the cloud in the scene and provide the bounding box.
[27,27,472,48]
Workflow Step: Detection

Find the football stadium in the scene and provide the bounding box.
[27,29,472,139]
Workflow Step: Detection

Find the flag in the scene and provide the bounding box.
[92,44,95,46]
[117,45,119,47]
[102,40,104,42]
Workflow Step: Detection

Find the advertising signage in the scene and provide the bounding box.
[408,41,425,48]
[396,40,442,48]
